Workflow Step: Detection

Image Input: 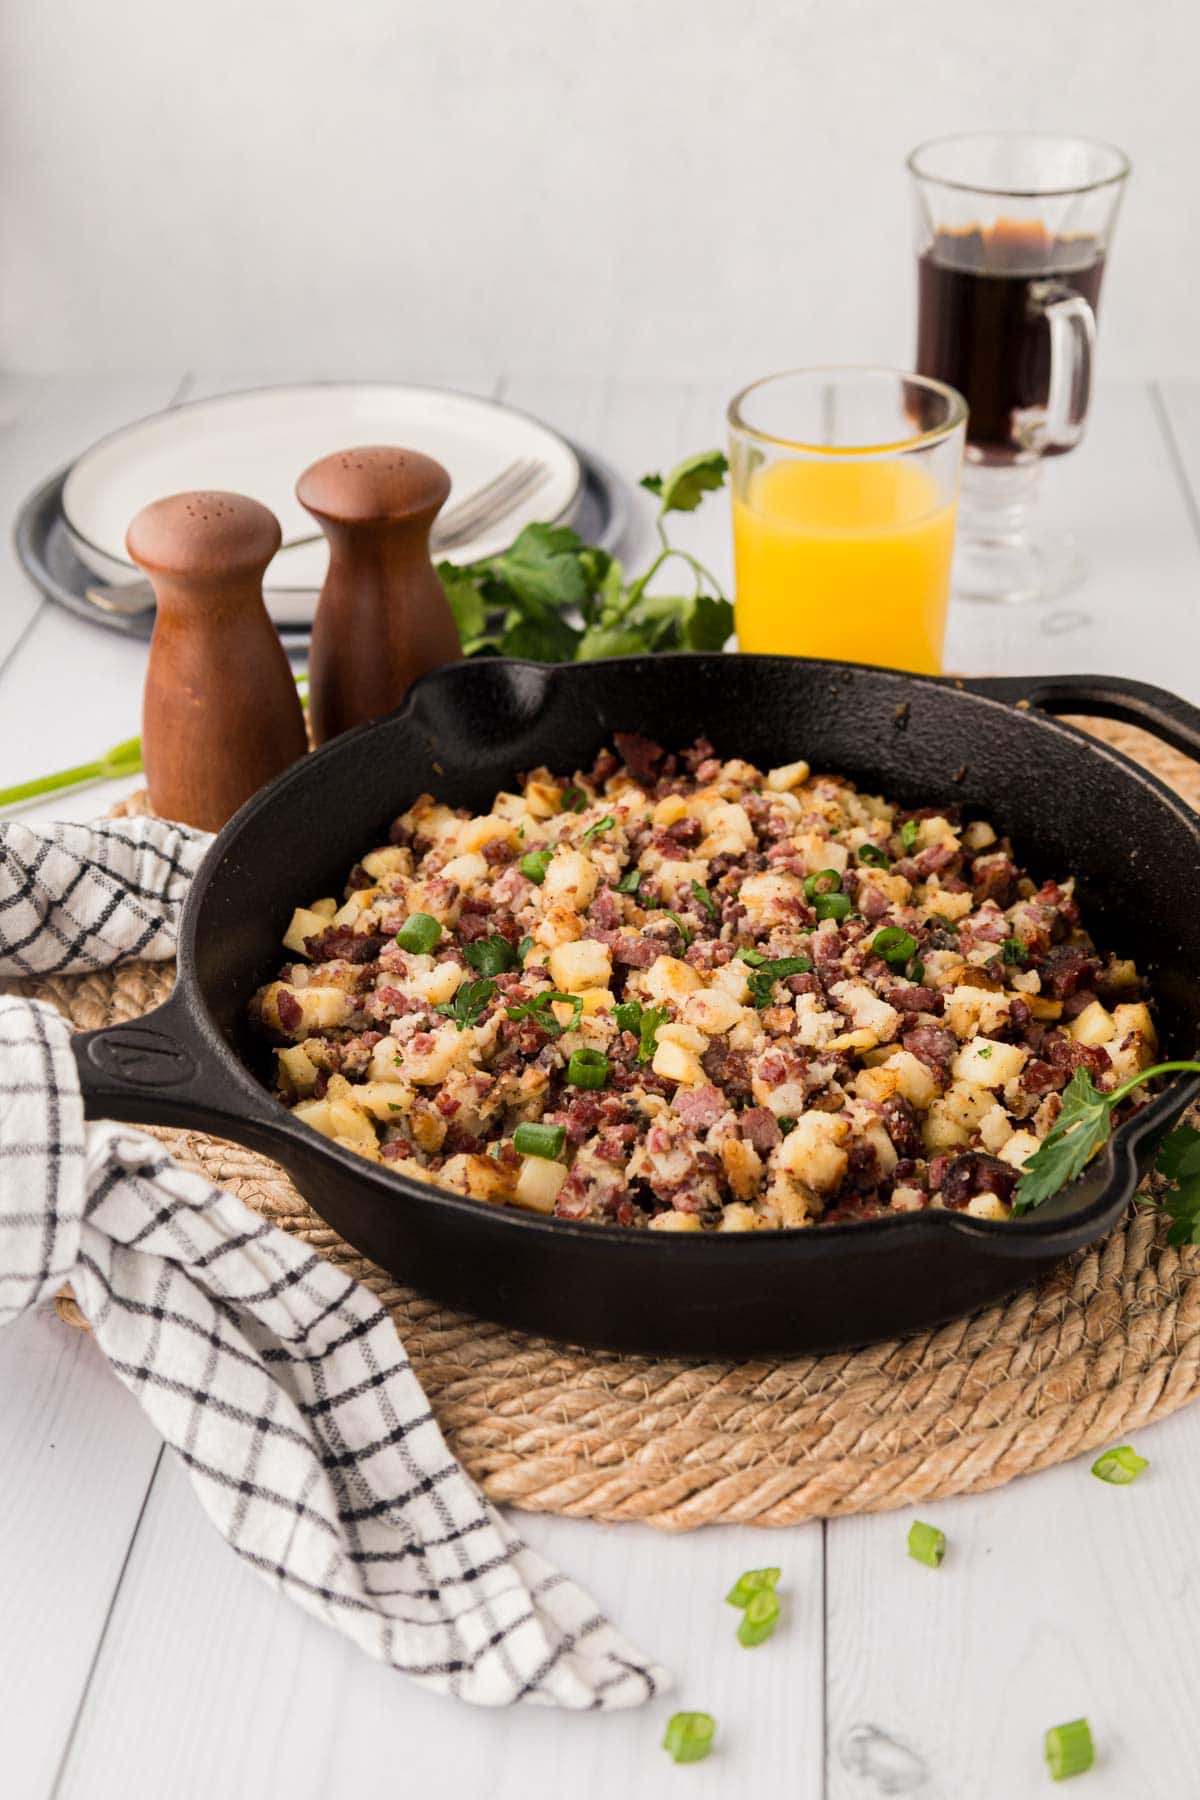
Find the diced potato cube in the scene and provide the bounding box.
[1026,995,1064,1021]
[918,886,974,923]
[336,1133,381,1164]
[710,960,751,1004]
[950,1036,1028,1088]
[491,790,526,820]
[922,1099,971,1152]
[652,1038,706,1086]
[962,820,997,851]
[649,1209,703,1232]
[830,979,902,1044]
[890,1185,926,1212]
[720,1138,764,1200]
[997,1129,1042,1169]
[549,937,613,992]
[1112,1002,1156,1049]
[292,1098,334,1138]
[854,1065,901,1105]
[353,1081,416,1122]
[580,988,615,1016]
[655,1020,708,1056]
[439,851,489,889]
[332,888,379,928]
[309,897,338,919]
[533,903,584,949]
[966,1191,1009,1221]
[776,1113,850,1194]
[739,870,807,928]
[699,800,755,857]
[881,1049,939,1109]
[828,1027,879,1054]
[978,1103,1015,1154]
[514,1156,569,1214]
[437,1153,516,1204]
[765,759,811,793]
[360,846,410,879]
[283,907,335,956]
[405,958,465,1006]
[1067,1000,1117,1047]
[276,1044,319,1092]
[717,1201,765,1231]
[944,985,1013,1039]
[641,955,703,1003]
[793,834,849,877]
[656,857,712,901]
[457,814,516,855]
[651,794,689,827]
[400,1023,471,1085]
[915,815,959,852]
[259,983,355,1035]
[542,848,599,912]
[682,987,745,1037]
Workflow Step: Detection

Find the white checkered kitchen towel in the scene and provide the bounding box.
[0,817,667,1709]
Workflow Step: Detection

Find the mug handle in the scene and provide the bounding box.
[1029,279,1095,453]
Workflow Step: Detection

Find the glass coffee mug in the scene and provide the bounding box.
[909,132,1129,604]
[728,367,966,675]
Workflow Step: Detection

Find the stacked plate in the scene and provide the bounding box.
[17,383,628,641]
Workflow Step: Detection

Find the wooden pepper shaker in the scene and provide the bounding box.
[296,446,460,745]
[127,491,308,831]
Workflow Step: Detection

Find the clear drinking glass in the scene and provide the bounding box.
[908,132,1129,605]
[728,367,966,675]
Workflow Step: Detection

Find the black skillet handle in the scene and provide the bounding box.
[957,672,1200,767]
[71,985,259,1140]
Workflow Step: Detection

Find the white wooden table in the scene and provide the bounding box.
[3,372,1200,1800]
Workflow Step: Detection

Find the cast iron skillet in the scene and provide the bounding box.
[71,656,1200,1356]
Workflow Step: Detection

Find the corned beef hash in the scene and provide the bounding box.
[249,735,1158,1231]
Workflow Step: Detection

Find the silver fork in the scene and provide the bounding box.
[84,456,552,615]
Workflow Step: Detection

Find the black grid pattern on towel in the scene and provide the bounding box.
[0,820,666,1710]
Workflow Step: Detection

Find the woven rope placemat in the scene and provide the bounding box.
[22,715,1200,1531]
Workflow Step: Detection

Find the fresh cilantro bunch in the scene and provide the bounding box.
[437,450,733,663]
[1014,1060,1200,1215]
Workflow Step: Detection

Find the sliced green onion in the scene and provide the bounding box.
[691,878,717,919]
[1091,1445,1148,1485]
[736,1588,780,1648]
[615,868,641,895]
[463,934,517,977]
[725,1567,781,1609]
[871,927,918,968]
[1001,936,1029,965]
[803,868,842,900]
[581,814,615,845]
[735,946,767,967]
[900,818,920,852]
[506,989,583,1038]
[1044,1719,1094,1780]
[907,1521,946,1568]
[857,843,889,867]
[520,849,553,885]
[560,785,587,813]
[513,1122,566,1160]
[567,1047,609,1089]
[395,912,442,954]
[638,1005,669,1064]
[814,891,852,922]
[909,959,925,985]
[662,909,692,946]
[662,1712,716,1765]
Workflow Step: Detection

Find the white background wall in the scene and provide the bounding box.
[1,0,1194,381]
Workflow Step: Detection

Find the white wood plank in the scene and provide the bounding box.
[826,1403,1200,1799]
[0,373,188,672]
[1156,378,1200,545]
[58,1445,824,1800]
[0,1306,164,1800]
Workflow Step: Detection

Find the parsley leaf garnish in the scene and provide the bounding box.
[582,814,615,845]
[616,868,641,895]
[435,977,497,1032]
[1015,1062,1200,1213]
[463,935,517,977]
[637,1005,669,1063]
[1155,1125,1200,1245]
[690,879,717,919]
[747,956,814,1008]
[505,989,584,1038]
[639,450,729,514]
[1001,937,1029,964]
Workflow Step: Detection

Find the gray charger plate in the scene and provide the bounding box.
[14,445,630,645]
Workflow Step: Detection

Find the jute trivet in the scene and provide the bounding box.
[23,715,1200,1531]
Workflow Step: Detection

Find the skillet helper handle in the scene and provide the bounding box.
[71,991,252,1140]
[959,673,1200,767]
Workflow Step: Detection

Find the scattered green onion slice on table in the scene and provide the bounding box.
[736,1588,781,1648]
[871,926,918,968]
[907,1521,946,1567]
[814,891,852,922]
[662,1712,716,1764]
[803,868,842,900]
[520,849,553,885]
[1091,1445,1148,1485]
[512,1122,566,1160]
[725,1567,781,1608]
[395,912,442,954]
[857,843,889,867]
[1044,1718,1094,1780]
[463,934,517,976]
[567,1047,609,1089]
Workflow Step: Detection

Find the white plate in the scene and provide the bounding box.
[62,383,582,627]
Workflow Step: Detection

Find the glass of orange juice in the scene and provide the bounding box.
[728,367,967,673]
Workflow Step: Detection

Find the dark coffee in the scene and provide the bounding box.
[916,222,1104,461]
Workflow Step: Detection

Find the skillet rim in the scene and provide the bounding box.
[174,651,1200,1255]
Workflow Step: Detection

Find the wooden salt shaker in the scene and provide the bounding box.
[127,492,308,831]
[296,446,460,744]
